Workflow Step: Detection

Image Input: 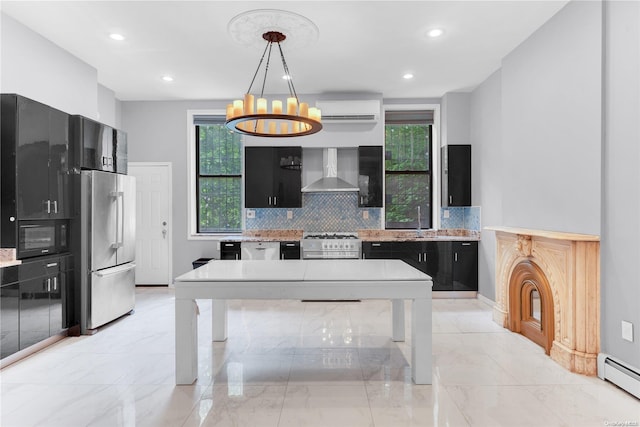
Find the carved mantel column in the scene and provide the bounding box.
[486,226,601,375]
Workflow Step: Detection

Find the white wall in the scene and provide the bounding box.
[121,100,231,276]
[97,84,122,128]
[0,12,119,123]
[470,0,639,373]
[441,92,471,147]
[601,0,640,368]
[470,70,502,300]
[500,1,602,235]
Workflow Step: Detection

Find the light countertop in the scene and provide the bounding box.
[175,259,431,283]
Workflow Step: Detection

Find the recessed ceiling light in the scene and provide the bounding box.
[428,28,444,38]
[162,75,174,82]
[403,73,414,80]
[109,33,125,41]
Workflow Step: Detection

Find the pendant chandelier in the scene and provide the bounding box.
[225,31,322,138]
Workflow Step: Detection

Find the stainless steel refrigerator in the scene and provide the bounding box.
[80,170,136,333]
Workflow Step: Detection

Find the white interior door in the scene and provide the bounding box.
[128,162,172,285]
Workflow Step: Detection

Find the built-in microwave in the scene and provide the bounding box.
[17,219,69,259]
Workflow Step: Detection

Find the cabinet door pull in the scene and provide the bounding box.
[455,253,458,262]
[461,242,471,246]
[418,253,422,262]
[46,200,51,214]
[449,195,453,204]
[372,243,381,247]
[53,200,58,214]
[424,252,427,261]
[268,196,272,205]
[46,263,58,268]
[53,276,57,291]
[46,278,51,292]
[285,243,295,247]
[273,196,277,206]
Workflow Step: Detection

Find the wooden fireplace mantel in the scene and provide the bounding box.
[486,226,600,375]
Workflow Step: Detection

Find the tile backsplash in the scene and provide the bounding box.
[245,192,381,232]
[440,206,481,231]
[245,193,481,232]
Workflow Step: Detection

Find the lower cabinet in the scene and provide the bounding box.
[280,241,301,259]
[0,254,72,359]
[363,240,477,292]
[220,241,241,260]
[1,267,20,359]
[452,241,478,292]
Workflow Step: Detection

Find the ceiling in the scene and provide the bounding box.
[1,1,569,102]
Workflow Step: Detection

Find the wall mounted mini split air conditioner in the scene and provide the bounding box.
[315,100,380,123]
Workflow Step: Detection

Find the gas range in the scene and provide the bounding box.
[301,232,362,259]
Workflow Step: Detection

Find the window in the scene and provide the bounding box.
[384,110,433,229]
[194,115,242,233]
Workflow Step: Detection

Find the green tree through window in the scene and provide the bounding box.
[385,110,432,229]
[196,122,242,233]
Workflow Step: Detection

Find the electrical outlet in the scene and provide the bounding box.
[443,209,450,219]
[622,320,634,342]
[362,210,369,219]
[287,210,293,220]
[246,209,255,219]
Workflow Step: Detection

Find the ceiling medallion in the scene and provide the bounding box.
[225,10,322,138]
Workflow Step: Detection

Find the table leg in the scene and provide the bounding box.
[175,298,198,385]
[411,297,432,384]
[391,299,405,341]
[212,299,228,342]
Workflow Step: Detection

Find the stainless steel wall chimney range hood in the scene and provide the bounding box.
[301,148,359,192]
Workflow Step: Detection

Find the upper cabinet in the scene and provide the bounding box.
[1,94,73,221]
[358,146,383,207]
[441,144,471,207]
[245,146,302,208]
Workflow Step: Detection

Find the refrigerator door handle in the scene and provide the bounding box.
[110,191,125,248]
[96,263,136,277]
[119,191,125,247]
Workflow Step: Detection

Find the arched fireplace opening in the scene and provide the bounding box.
[508,260,554,355]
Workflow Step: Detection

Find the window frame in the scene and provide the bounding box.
[187,109,244,240]
[382,104,441,230]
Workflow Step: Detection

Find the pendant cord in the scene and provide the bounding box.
[277,42,298,101]
[246,41,271,95]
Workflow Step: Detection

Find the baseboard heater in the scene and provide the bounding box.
[597,353,640,399]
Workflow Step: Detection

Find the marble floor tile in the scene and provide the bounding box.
[1,286,638,427]
[445,384,567,426]
[279,384,373,427]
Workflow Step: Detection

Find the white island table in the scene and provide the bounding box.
[173,259,433,385]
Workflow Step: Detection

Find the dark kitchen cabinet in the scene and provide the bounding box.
[442,145,471,207]
[1,94,72,223]
[70,115,115,173]
[364,241,451,289]
[18,254,71,351]
[362,242,395,259]
[245,147,302,208]
[358,146,383,207]
[363,240,476,292]
[1,266,20,359]
[280,241,301,259]
[220,241,241,260]
[392,241,452,291]
[452,241,478,292]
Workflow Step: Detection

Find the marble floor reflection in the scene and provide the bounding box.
[1,287,638,426]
